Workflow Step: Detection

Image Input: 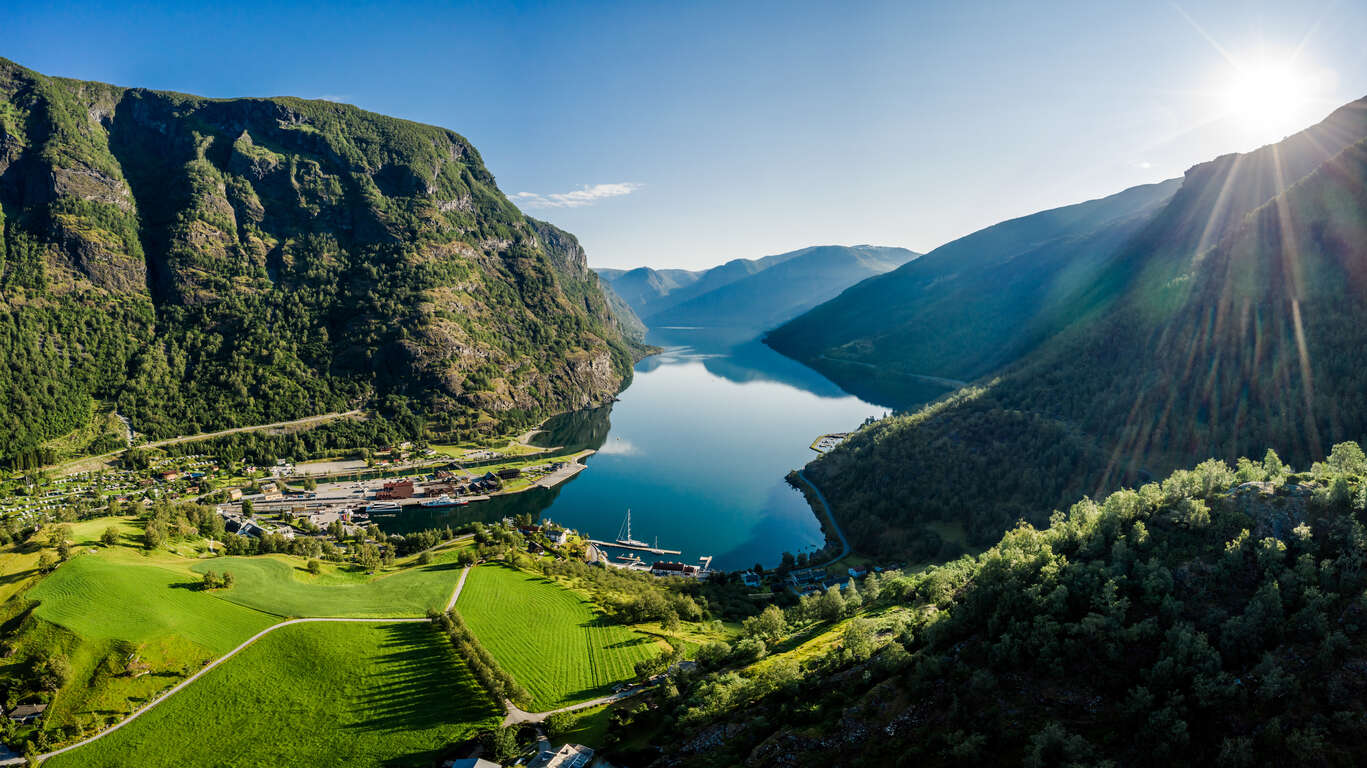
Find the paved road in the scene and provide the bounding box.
[34,555,473,765]
[502,687,643,726]
[33,616,426,764]
[798,470,851,569]
[54,410,363,476]
[447,564,472,611]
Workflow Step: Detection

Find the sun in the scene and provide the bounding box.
[1221,57,1316,137]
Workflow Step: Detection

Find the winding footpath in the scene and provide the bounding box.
[34,563,477,764]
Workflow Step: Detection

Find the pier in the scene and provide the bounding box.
[586,539,682,555]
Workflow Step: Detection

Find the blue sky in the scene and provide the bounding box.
[6,0,1365,269]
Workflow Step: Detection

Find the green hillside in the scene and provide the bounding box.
[0,57,639,468]
[456,564,661,710]
[789,98,1367,558]
[46,621,501,768]
[764,181,1179,406]
[630,446,1367,767]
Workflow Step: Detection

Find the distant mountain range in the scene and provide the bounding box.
[774,95,1367,558]
[597,245,918,341]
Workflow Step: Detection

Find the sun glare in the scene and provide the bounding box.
[1219,57,1323,141]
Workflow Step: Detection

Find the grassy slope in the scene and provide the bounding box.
[190,546,467,618]
[456,565,661,710]
[30,552,276,653]
[46,621,502,768]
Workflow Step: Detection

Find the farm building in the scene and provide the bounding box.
[8,703,46,723]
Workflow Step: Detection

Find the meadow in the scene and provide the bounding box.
[45,621,502,768]
[189,546,467,618]
[456,565,661,710]
[29,552,276,653]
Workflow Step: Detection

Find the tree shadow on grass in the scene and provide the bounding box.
[345,623,501,735]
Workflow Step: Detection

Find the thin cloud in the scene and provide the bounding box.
[512,182,641,209]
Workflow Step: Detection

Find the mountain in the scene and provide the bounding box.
[629,447,1367,767]
[598,245,917,339]
[648,245,916,337]
[0,58,639,467]
[789,96,1367,559]
[764,181,1181,407]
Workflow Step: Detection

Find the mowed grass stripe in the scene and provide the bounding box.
[29,554,276,654]
[45,622,502,768]
[456,565,659,710]
[190,549,467,618]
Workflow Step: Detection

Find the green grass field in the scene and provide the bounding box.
[456,565,661,710]
[29,552,276,654]
[45,621,502,768]
[190,547,466,618]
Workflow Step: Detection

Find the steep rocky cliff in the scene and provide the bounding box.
[0,57,639,465]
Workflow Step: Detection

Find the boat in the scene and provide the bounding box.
[615,509,650,548]
[419,494,472,509]
[365,501,401,514]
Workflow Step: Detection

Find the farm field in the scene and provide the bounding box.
[190,546,467,618]
[29,550,276,654]
[456,564,661,710]
[45,621,502,768]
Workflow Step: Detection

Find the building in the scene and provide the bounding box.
[741,571,763,588]
[8,703,46,723]
[227,488,243,501]
[847,566,868,579]
[548,529,569,545]
[528,744,594,768]
[496,467,522,480]
[442,759,501,768]
[377,479,416,500]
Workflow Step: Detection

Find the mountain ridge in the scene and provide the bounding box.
[0,57,639,467]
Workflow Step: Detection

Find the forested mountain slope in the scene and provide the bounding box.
[764,181,1180,405]
[631,446,1367,767]
[647,245,916,337]
[799,97,1367,559]
[0,58,639,467]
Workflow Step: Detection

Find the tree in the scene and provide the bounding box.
[302,476,317,491]
[842,617,875,661]
[742,604,788,642]
[143,519,166,550]
[241,498,254,518]
[222,571,235,588]
[418,550,433,566]
[100,526,119,547]
[201,571,220,590]
[307,559,322,575]
[359,543,381,572]
[818,585,846,622]
[56,539,71,561]
[36,552,56,574]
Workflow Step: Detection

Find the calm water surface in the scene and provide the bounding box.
[388,329,888,570]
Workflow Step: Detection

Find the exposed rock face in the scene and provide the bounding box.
[0,56,641,461]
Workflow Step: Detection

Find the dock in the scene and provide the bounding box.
[586,539,682,555]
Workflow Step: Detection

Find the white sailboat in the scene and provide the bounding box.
[615,509,650,548]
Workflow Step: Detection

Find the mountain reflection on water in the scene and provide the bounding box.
[379,327,889,570]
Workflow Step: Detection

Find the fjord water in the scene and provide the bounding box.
[389,328,887,570]
[543,329,886,569]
